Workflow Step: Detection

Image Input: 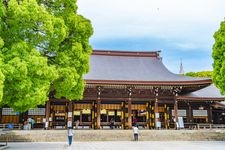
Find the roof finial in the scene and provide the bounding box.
[179,58,184,75]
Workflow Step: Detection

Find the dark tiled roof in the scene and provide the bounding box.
[213,101,225,108]
[179,84,225,99]
[84,50,210,83]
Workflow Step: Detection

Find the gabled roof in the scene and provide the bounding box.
[178,84,225,100]
[84,50,211,86]
[213,101,225,108]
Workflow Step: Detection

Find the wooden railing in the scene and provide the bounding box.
[197,123,212,129]
[212,124,225,128]
[197,123,225,129]
[0,124,22,129]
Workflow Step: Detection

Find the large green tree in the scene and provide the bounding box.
[185,71,212,78]
[212,20,225,95]
[0,0,93,112]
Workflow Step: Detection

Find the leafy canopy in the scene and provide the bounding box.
[0,0,93,112]
[185,71,212,78]
[212,20,225,95]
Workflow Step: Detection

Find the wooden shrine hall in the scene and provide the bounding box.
[1,50,225,129]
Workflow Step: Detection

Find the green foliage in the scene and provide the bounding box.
[0,55,4,102]
[0,0,93,112]
[212,20,225,95]
[185,71,212,78]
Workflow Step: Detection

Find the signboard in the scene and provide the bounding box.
[156,121,161,128]
[74,111,80,115]
[108,111,115,116]
[2,108,19,115]
[68,112,72,118]
[155,113,159,119]
[193,110,207,116]
[28,108,45,115]
[178,117,184,128]
[49,117,52,122]
[45,122,49,128]
[172,110,187,117]
[101,109,107,114]
[82,109,91,114]
[117,111,122,116]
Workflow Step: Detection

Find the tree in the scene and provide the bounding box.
[185,71,212,78]
[212,20,225,95]
[0,0,93,112]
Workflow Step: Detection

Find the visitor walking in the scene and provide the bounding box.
[31,118,35,129]
[75,120,79,129]
[110,118,115,129]
[133,125,139,141]
[67,127,73,146]
[133,117,138,126]
[27,117,32,130]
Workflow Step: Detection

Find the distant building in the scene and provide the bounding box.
[179,59,184,74]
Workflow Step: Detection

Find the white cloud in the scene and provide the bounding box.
[77,0,225,39]
[175,42,198,50]
[77,0,225,72]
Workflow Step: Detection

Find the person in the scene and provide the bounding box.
[133,124,139,141]
[75,120,79,129]
[23,121,29,130]
[27,117,32,130]
[173,117,179,130]
[67,127,73,146]
[67,118,72,129]
[110,118,114,129]
[31,118,35,129]
[133,117,138,126]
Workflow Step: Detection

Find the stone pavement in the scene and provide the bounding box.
[2,129,225,142]
[4,141,225,150]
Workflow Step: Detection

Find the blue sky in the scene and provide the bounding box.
[77,0,225,73]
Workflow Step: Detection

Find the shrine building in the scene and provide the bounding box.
[1,50,225,129]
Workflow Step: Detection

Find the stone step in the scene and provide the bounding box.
[0,129,225,142]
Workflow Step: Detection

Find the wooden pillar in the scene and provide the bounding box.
[96,86,101,129]
[154,97,159,128]
[127,98,132,129]
[80,110,82,123]
[91,102,95,129]
[174,95,178,129]
[208,105,213,123]
[127,87,132,129]
[96,98,101,129]
[188,103,193,123]
[148,101,152,129]
[166,106,170,128]
[121,102,125,129]
[45,100,50,129]
[146,102,150,129]
[154,88,159,129]
[164,104,168,129]
[151,103,154,128]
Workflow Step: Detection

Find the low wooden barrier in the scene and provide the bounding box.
[212,124,225,128]
[0,124,22,130]
[197,124,212,129]
[197,123,225,129]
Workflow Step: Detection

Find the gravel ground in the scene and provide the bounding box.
[5,141,225,150]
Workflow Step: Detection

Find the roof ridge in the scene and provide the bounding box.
[92,50,161,57]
